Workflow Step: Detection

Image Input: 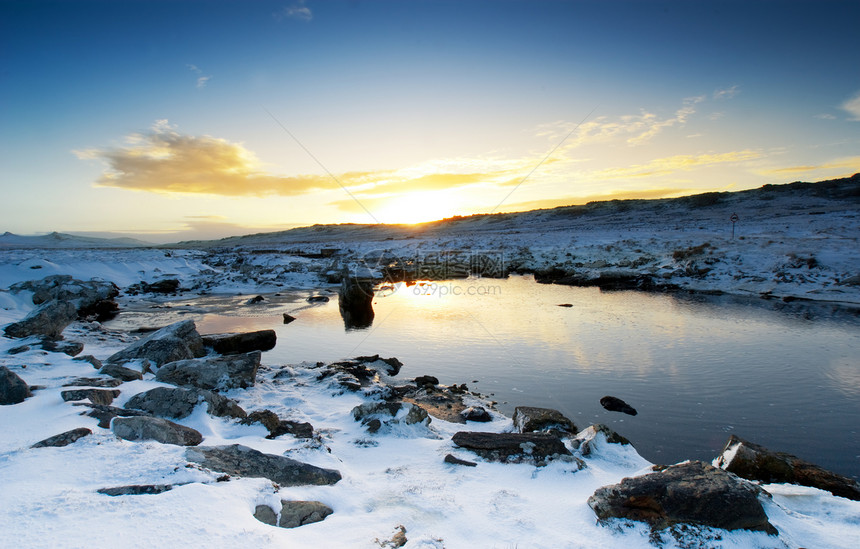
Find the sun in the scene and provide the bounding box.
[374,191,458,224]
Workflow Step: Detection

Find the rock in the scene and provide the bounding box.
[31,427,92,448]
[587,460,777,535]
[106,320,205,367]
[254,504,278,526]
[155,351,260,390]
[98,484,173,496]
[600,395,638,416]
[283,313,296,324]
[201,330,276,355]
[128,279,180,294]
[558,303,574,307]
[246,295,265,305]
[242,410,313,439]
[37,338,84,356]
[74,403,152,428]
[338,276,374,329]
[355,355,402,376]
[444,454,478,467]
[61,388,120,405]
[73,355,103,369]
[63,377,123,388]
[513,406,577,435]
[377,525,408,548]
[306,295,329,303]
[3,299,78,339]
[715,435,860,501]
[112,416,203,446]
[99,363,143,381]
[575,424,632,456]
[451,431,572,465]
[278,500,334,528]
[413,375,439,388]
[460,406,492,422]
[7,345,30,354]
[352,401,430,433]
[0,366,32,405]
[125,386,246,420]
[10,275,120,321]
[185,444,342,486]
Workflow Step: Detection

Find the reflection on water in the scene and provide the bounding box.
[112,276,860,478]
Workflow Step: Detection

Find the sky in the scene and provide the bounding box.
[1,0,859,243]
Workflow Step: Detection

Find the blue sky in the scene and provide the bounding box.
[1,0,859,241]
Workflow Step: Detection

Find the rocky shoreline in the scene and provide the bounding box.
[2,275,859,546]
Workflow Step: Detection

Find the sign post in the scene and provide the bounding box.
[730,213,739,239]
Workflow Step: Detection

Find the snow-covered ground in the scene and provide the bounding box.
[2,177,860,547]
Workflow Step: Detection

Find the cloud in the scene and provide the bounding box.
[760,156,860,175]
[187,64,212,88]
[76,120,331,196]
[841,91,860,121]
[713,85,739,100]
[589,150,762,180]
[275,0,312,21]
[815,113,837,120]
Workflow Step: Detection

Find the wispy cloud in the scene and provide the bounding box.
[588,150,762,180]
[841,91,860,121]
[759,156,860,175]
[275,0,312,22]
[713,85,739,100]
[186,64,212,88]
[814,113,836,120]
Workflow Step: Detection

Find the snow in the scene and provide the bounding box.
[2,180,860,547]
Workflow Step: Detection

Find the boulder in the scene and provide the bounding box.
[575,424,632,456]
[587,460,777,534]
[460,406,492,422]
[10,275,120,320]
[106,320,205,367]
[3,299,77,339]
[112,416,203,446]
[155,351,260,390]
[201,330,276,355]
[31,427,92,448]
[254,504,278,526]
[0,366,32,405]
[282,313,296,324]
[61,388,120,405]
[242,410,313,439]
[99,363,143,381]
[278,500,334,528]
[74,403,152,428]
[124,386,246,420]
[63,377,123,388]
[98,484,173,496]
[127,279,181,295]
[513,406,577,435]
[185,444,342,486]
[414,375,439,388]
[715,435,860,501]
[352,401,430,433]
[600,395,637,416]
[451,431,572,465]
[338,276,374,329]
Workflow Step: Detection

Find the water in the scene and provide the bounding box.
[112,276,860,479]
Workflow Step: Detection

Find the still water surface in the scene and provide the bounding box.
[121,276,860,478]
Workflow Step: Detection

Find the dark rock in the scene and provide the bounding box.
[37,337,84,356]
[414,375,439,388]
[31,427,92,448]
[254,504,278,526]
[3,299,78,339]
[112,416,203,446]
[283,313,296,324]
[75,403,152,428]
[715,435,860,501]
[61,388,120,405]
[63,377,123,388]
[73,355,103,369]
[246,295,265,305]
[242,410,314,439]
[352,401,430,432]
[185,444,342,486]
[129,279,180,294]
[600,395,638,416]
[451,431,572,465]
[338,276,374,329]
[125,386,246,420]
[0,366,32,405]
[106,320,205,367]
[201,330,276,355]
[10,275,120,321]
[278,500,333,528]
[155,351,260,390]
[354,355,403,376]
[98,484,173,496]
[576,424,632,456]
[587,460,777,535]
[99,363,143,381]
[460,406,492,422]
[513,406,577,435]
[7,345,30,354]
[306,295,329,303]
[558,303,574,307]
[444,454,478,467]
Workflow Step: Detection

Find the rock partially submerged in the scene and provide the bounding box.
[185,444,342,486]
[112,416,203,446]
[715,435,860,501]
[451,431,572,465]
[201,330,276,355]
[599,395,638,416]
[125,386,246,420]
[0,366,32,405]
[106,320,205,367]
[588,461,777,535]
[155,351,261,390]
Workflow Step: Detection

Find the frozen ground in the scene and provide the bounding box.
[2,176,860,547]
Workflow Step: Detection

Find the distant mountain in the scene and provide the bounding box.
[0,231,154,249]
